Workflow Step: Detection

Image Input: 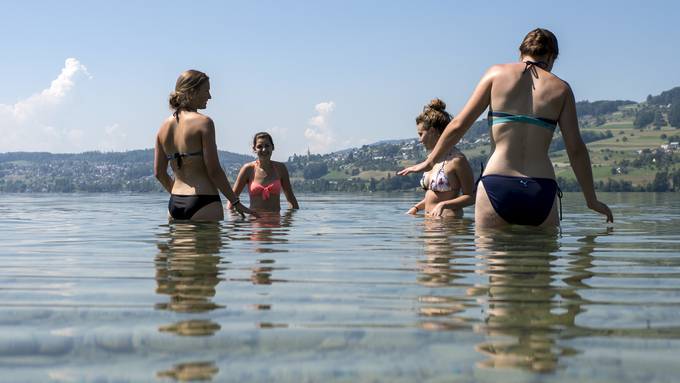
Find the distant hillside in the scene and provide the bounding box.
[0,149,252,193]
[287,86,680,192]
[2,86,680,193]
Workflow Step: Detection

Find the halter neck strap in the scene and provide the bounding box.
[523,60,548,73]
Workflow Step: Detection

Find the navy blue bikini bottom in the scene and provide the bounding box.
[168,194,221,220]
[479,175,561,226]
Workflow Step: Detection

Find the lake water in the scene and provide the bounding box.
[0,192,679,382]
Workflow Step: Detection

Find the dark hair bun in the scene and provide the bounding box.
[427,98,446,112]
[168,91,182,109]
[519,28,559,59]
[416,98,452,134]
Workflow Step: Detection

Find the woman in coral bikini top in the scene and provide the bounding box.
[230,132,299,212]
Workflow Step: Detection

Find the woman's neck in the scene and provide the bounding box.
[257,158,272,168]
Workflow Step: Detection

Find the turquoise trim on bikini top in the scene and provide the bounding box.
[488,111,557,132]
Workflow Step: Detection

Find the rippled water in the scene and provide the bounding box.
[0,192,679,382]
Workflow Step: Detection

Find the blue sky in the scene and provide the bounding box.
[1,0,679,158]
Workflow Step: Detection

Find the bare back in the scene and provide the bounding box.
[156,112,218,195]
[485,62,569,178]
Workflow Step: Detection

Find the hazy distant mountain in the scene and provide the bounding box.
[0,149,252,193]
[2,86,679,193]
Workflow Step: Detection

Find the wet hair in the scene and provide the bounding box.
[519,28,559,60]
[169,69,210,121]
[252,132,274,149]
[415,98,451,134]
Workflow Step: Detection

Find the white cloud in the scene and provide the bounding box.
[304,101,335,153]
[98,123,128,152]
[0,58,91,152]
[270,125,288,137]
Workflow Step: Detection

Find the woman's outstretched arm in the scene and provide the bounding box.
[399,66,497,176]
[559,85,613,223]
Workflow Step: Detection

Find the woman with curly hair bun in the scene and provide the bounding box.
[154,70,257,221]
[406,98,474,217]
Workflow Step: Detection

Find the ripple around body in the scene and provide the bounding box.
[0,192,679,382]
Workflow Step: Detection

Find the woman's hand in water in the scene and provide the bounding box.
[406,206,418,215]
[398,160,432,176]
[588,200,613,223]
[233,203,260,219]
[429,203,446,217]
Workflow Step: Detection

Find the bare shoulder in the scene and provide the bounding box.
[449,155,471,171]
[546,72,572,92]
[273,161,290,174]
[185,112,214,130]
[241,161,256,171]
[158,115,175,130]
[483,64,508,78]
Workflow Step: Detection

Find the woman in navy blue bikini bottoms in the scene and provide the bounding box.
[399,28,613,228]
[154,70,258,221]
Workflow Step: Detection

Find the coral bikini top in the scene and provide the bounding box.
[248,162,282,200]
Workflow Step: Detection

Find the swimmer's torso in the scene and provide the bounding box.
[484,62,569,179]
[158,112,218,195]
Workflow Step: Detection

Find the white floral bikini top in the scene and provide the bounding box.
[420,148,460,192]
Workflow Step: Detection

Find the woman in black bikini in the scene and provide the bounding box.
[399,28,613,228]
[154,70,257,220]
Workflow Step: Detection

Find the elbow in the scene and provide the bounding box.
[567,141,588,160]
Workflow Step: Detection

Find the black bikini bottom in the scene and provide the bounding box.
[168,194,221,220]
[480,175,561,226]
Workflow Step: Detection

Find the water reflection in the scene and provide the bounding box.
[227,210,296,331]
[154,223,227,381]
[472,227,612,372]
[156,361,219,381]
[416,217,475,330]
[155,222,227,336]
[242,211,295,285]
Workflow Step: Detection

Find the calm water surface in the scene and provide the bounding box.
[0,192,679,382]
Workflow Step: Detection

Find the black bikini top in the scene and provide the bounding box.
[166,150,203,169]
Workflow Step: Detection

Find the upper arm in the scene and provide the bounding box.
[154,134,168,175]
[278,163,295,194]
[557,85,586,154]
[233,164,251,195]
[450,157,474,196]
[200,118,221,173]
[454,66,497,128]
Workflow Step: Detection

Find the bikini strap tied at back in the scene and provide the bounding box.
[523,60,548,74]
[166,150,203,169]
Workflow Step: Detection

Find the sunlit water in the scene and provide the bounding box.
[0,192,679,382]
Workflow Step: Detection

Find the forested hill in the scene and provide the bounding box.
[2,86,680,193]
[0,149,252,193]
